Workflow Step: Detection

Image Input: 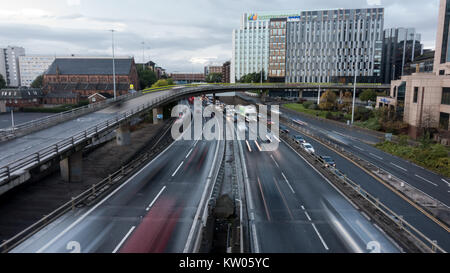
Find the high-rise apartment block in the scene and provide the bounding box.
[19,56,56,87]
[0,46,25,87]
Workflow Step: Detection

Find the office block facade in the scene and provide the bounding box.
[0,46,25,87]
[19,56,55,87]
[232,8,384,84]
[381,28,422,84]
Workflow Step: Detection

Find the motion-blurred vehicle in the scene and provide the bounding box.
[320,156,336,168]
[293,135,305,144]
[301,142,315,154]
[280,125,290,134]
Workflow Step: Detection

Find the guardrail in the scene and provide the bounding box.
[0,85,237,186]
[0,91,145,142]
[0,119,175,253]
[281,117,446,253]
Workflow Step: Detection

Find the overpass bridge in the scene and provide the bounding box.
[0,82,390,195]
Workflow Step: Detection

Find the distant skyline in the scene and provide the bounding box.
[0,0,440,73]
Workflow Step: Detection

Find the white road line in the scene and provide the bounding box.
[171,161,184,177]
[252,223,260,253]
[311,223,329,251]
[281,172,295,194]
[185,148,193,159]
[145,186,167,211]
[254,140,262,152]
[442,179,450,187]
[301,205,305,210]
[370,153,383,160]
[354,146,365,151]
[390,162,407,172]
[270,155,279,168]
[112,226,136,253]
[35,140,177,253]
[245,140,252,152]
[304,211,312,221]
[415,175,438,187]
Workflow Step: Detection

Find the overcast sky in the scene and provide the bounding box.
[0,0,441,73]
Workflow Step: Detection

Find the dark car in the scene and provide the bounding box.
[280,125,290,134]
[320,156,336,168]
[293,135,305,144]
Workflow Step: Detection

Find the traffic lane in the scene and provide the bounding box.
[11,135,217,253]
[269,141,400,253]
[342,140,450,205]
[279,108,381,144]
[282,128,450,251]
[281,109,450,205]
[243,139,351,253]
[10,137,196,253]
[0,90,171,167]
[0,112,119,167]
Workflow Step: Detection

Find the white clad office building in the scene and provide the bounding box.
[231,12,274,83]
[19,56,55,87]
[286,8,384,83]
[232,8,384,84]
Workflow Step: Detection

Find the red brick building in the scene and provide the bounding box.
[0,88,43,111]
[43,57,140,98]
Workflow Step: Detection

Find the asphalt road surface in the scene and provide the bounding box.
[11,113,222,253]
[233,118,400,253]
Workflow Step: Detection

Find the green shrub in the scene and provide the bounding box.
[303,101,313,109]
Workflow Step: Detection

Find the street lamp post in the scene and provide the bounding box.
[110,30,117,100]
[351,71,357,125]
[142,41,145,68]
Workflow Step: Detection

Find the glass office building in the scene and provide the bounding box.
[232,8,384,83]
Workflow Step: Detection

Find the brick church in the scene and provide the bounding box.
[43,57,140,100]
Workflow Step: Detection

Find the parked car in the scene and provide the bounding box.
[293,135,305,144]
[320,156,336,168]
[301,143,315,154]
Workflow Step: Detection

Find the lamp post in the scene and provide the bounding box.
[110,29,117,100]
[351,70,357,125]
[142,41,145,68]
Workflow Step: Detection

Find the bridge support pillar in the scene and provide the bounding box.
[116,123,131,146]
[60,150,83,182]
[153,107,163,124]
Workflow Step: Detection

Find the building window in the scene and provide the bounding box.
[413,87,419,103]
[442,87,450,105]
[440,112,449,130]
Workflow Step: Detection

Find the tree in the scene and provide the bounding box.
[31,75,44,88]
[206,73,222,83]
[239,70,264,83]
[319,90,337,111]
[151,79,174,88]
[137,65,157,89]
[0,74,5,89]
[359,89,377,103]
[340,91,353,112]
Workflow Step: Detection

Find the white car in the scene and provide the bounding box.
[301,143,315,154]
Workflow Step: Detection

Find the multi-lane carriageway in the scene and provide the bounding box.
[9,101,414,253]
[0,86,448,253]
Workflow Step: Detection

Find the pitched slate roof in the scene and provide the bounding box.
[45,58,134,75]
[0,88,44,99]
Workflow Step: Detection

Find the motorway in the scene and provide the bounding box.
[238,93,450,211]
[0,89,182,169]
[231,117,400,253]
[11,111,222,253]
[280,108,450,207]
